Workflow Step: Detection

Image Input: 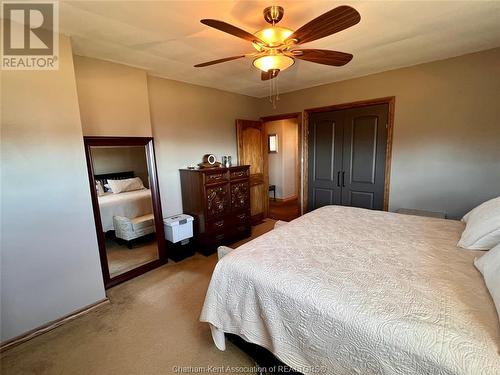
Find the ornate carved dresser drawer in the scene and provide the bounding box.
[180,165,251,254]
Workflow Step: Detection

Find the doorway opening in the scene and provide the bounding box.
[262,114,302,222]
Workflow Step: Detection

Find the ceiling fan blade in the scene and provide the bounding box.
[292,49,353,66]
[194,55,246,67]
[286,6,360,45]
[201,19,265,45]
[261,69,280,81]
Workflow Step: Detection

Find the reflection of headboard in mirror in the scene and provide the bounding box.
[94,171,135,189]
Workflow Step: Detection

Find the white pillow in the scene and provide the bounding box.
[458,196,500,250]
[107,177,145,194]
[474,243,500,322]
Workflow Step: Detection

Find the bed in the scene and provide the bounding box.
[200,205,500,375]
[95,172,153,232]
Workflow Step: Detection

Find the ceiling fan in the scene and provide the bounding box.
[194,5,361,81]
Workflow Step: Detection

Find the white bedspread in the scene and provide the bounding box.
[98,189,152,232]
[200,206,500,375]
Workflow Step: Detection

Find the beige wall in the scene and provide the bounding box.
[74,56,152,136]
[147,76,261,216]
[265,119,298,199]
[260,48,500,218]
[91,146,150,188]
[282,119,299,199]
[1,35,105,342]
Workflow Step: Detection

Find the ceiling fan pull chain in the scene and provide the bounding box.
[269,82,274,108]
[269,78,272,104]
[276,75,280,102]
[272,78,278,109]
[273,78,278,109]
[265,73,280,109]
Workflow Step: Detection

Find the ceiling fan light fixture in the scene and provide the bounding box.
[253,26,294,49]
[253,54,294,72]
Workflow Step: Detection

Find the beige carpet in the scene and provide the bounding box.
[0,219,276,375]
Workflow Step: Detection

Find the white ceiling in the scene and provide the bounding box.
[60,1,500,98]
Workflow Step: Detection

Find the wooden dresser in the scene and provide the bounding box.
[180,165,251,254]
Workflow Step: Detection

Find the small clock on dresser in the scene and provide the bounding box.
[198,154,221,169]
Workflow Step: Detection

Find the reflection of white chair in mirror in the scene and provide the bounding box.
[114,214,155,249]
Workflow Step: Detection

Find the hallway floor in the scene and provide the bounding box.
[268,198,300,222]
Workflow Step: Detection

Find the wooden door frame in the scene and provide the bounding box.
[83,136,167,289]
[303,96,395,212]
[260,112,303,215]
[236,120,269,223]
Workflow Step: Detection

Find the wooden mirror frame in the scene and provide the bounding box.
[83,136,167,289]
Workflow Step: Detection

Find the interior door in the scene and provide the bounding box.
[236,119,268,223]
[307,103,389,212]
[307,111,344,211]
[341,104,388,210]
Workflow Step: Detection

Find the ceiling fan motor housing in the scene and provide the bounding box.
[264,6,284,24]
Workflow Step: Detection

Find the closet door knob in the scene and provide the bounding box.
[337,171,341,187]
[342,171,345,187]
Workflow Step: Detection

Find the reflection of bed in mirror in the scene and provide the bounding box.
[95,171,153,233]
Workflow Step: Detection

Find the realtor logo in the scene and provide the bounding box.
[1,1,59,70]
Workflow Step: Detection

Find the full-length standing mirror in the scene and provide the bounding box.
[84,137,167,288]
